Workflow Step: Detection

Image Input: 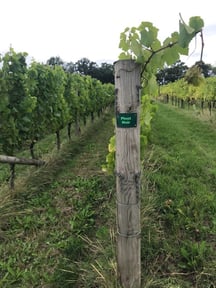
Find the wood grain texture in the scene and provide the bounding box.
[0,155,45,166]
[115,60,141,288]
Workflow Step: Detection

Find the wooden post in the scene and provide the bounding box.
[0,155,45,166]
[114,60,141,288]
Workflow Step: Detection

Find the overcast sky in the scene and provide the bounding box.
[1,0,215,67]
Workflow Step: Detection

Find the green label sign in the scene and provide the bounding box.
[116,113,137,128]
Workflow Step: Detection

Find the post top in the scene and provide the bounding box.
[114,59,136,65]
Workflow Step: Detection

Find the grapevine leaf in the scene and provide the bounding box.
[183,22,195,34]
[143,111,152,126]
[131,38,142,57]
[140,29,154,47]
[171,31,179,42]
[140,22,158,47]
[162,45,180,65]
[151,38,161,51]
[108,136,115,153]
[131,27,138,34]
[147,75,158,95]
[163,36,172,46]
[179,13,195,34]
[119,32,129,51]
[118,52,131,60]
[178,21,195,48]
[142,49,152,62]
[176,44,189,56]
[189,16,204,32]
[148,52,163,71]
[136,54,146,64]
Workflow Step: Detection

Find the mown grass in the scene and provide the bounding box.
[140,103,216,287]
[1,103,216,287]
[0,110,118,287]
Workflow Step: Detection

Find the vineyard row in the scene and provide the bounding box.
[0,48,114,158]
[160,76,216,102]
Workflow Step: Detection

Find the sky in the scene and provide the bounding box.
[1,0,216,67]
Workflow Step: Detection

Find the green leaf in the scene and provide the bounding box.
[119,32,129,51]
[131,38,142,57]
[124,27,130,33]
[143,110,152,126]
[171,31,179,42]
[151,39,161,51]
[108,135,115,153]
[189,16,204,32]
[118,52,131,60]
[163,36,172,46]
[140,22,158,47]
[147,75,158,95]
[178,21,195,48]
[183,22,195,34]
[162,46,180,65]
[177,44,189,56]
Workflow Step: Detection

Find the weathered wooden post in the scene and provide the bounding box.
[114,59,141,288]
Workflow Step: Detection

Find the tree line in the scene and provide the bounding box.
[156,60,216,85]
[46,56,216,87]
[46,56,114,84]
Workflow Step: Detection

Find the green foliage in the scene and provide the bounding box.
[184,64,204,86]
[178,20,195,48]
[0,47,114,158]
[69,176,106,235]
[189,16,204,32]
[118,14,204,100]
[140,96,158,157]
[102,96,157,172]
[0,110,115,287]
[178,15,204,49]
[118,15,204,80]
[179,240,210,271]
[102,135,115,173]
[0,47,36,155]
[104,14,204,174]
[1,104,216,286]
[160,74,216,102]
[141,103,216,286]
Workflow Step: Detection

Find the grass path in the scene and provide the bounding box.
[149,103,216,193]
[141,103,216,287]
[0,110,117,288]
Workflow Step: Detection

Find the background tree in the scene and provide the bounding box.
[97,62,114,84]
[212,66,216,76]
[156,60,188,85]
[46,56,64,67]
[74,58,96,75]
[63,61,75,73]
[74,58,114,84]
